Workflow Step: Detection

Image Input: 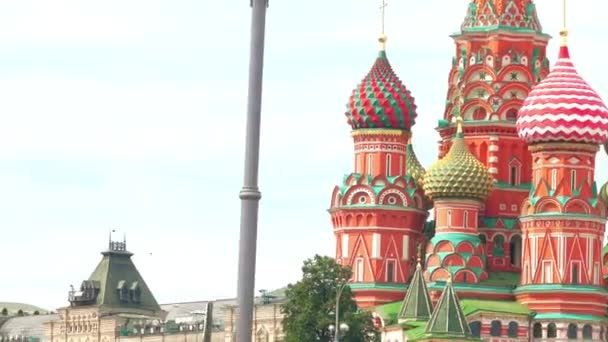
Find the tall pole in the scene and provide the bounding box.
[334,283,346,342]
[236,0,268,341]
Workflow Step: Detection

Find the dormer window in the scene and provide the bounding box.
[130,281,141,304]
[117,280,129,303]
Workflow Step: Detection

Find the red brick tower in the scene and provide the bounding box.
[437,0,550,273]
[515,13,608,333]
[329,25,429,307]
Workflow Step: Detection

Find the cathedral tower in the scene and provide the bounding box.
[423,116,494,283]
[438,0,550,273]
[329,4,429,308]
[515,3,608,332]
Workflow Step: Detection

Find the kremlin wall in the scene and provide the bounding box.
[3,0,608,341]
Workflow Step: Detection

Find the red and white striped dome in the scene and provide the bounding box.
[517,45,608,145]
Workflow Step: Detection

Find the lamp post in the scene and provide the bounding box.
[329,282,349,342]
[235,0,268,341]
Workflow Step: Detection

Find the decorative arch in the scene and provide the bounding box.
[464,61,495,79]
[377,187,408,206]
[467,255,484,269]
[343,185,376,206]
[442,254,466,267]
[462,99,493,121]
[426,254,441,267]
[535,198,562,213]
[498,83,529,100]
[429,268,451,282]
[454,269,478,283]
[456,241,475,254]
[497,64,533,83]
[564,198,591,214]
[463,82,494,98]
[497,100,524,120]
[344,173,360,186]
[330,187,342,208]
[434,240,455,253]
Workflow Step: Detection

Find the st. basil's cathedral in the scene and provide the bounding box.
[329,0,608,341]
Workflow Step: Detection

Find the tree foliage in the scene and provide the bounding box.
[282,255,380,342]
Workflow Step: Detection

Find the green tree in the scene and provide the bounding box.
[282,255,380,342]
[1,308,7,316]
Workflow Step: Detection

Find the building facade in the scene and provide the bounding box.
[331,0,608,341]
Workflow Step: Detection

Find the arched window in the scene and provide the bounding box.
[506,108,518,121]
[386,154,392,177]
[567,323,578,339]
[469,321,481,338]
[572,262,580,284]
[510,235,522,267]
[533,323,542,338]
[548,323,557,338]
[493,235,505,256]
[490,320,502,337]
[508,321,519,338]
[583,324,593,340]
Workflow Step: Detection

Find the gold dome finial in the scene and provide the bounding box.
[378,0,388,51]
[455,115,464,135]
[416,256,422,270]
[560,0,568,46]
[446,275,453,284]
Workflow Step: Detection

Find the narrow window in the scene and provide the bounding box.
[510,166,518,185]
[399,155,404,175]
[341,234,349,259]
[533,323,542,338]
[583,325,592,340]
[508,322,519,338]
[469,322,481,338]
[547,323,557,338]
[551,169,558,191]
[356,258,364,282]
[386,154,392,177]
[447,210,452,227]
[544,261,553,283]
[490,320,502,337]
[463,211,469,228]
[367,154,373,175]
[386,260,396,283]
[571,169,577,191]
[568,324,578,339]
[572,262,579,284]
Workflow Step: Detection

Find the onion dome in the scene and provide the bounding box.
[345,35,417,130]
[517,31,608,145]
[406,137,426,186]
[599,182,608,205]
[423,118,493,201]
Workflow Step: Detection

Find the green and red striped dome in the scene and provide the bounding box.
[346,50,418,130]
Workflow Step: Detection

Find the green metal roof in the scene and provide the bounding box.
[425,280,471,337]
[399,264,433,321]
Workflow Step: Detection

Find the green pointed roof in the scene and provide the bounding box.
[406,138,426,185]
[399,262,433,321]
[69,240,164,318]
[424,278,472,337]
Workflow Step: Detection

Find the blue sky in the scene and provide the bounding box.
[1,1,607,310]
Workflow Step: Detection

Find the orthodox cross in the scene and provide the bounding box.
[379,0,388,35]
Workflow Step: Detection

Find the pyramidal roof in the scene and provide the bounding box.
[424,278,472,337]
[69,240,164,317]
[398,262,433,321]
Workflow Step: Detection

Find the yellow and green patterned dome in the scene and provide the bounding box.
[599,181,608,205]
[406,137,426,186]
[423,118,493,201]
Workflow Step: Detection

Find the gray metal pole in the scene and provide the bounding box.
[235,0,267,341]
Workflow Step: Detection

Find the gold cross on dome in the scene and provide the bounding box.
[379,0,388,35]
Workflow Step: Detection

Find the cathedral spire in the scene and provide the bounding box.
[378,0,388,51]
[560,0,568,46]
[398,260,433,322]
[424,278,471,337]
